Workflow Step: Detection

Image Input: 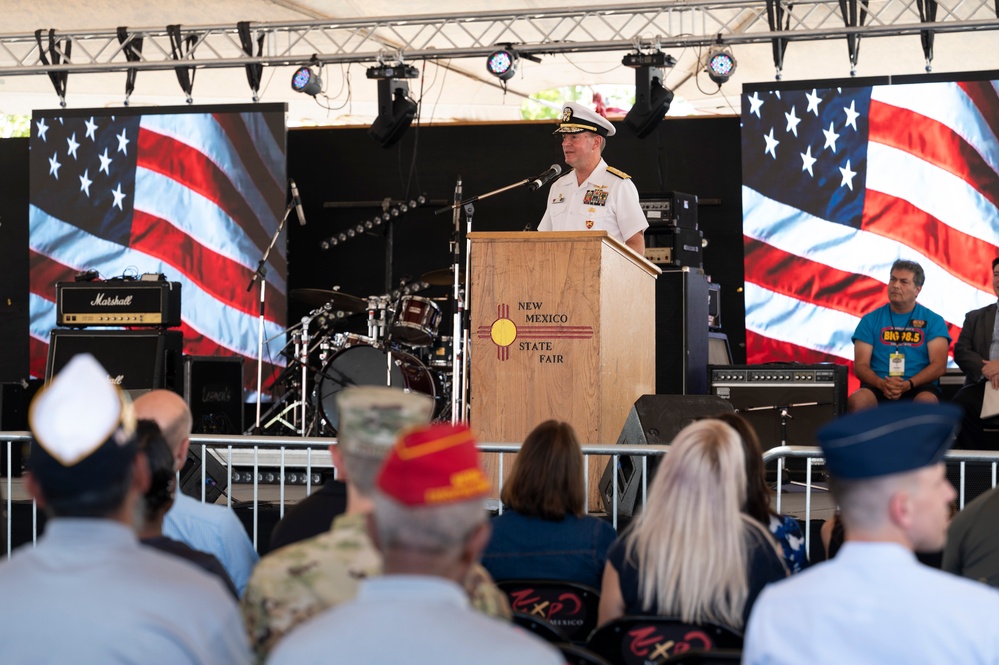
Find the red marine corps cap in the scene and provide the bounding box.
[376,423,491,506]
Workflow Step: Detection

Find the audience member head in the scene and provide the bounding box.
[818,402,959,553]
[626,419,753,628]
[500,420,585,520]
[334,386,433,495]
[133,389,193,472]
[27,353,147,520]
[372,423,491,579]
[138,419,176,526]
[712,412,773,526]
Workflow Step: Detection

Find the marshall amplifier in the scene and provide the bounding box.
[46,329,184,397]
[710,363,848,450]
[56,280,182,327]
[640,192,698,229]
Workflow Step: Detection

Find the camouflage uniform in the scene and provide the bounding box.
[241,513,510,663]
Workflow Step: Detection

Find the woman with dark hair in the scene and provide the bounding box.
[481,420,616,589]
[136,419,238,597]
[713,412,807,573]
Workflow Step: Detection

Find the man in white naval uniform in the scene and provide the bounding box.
[538,101,648,255]
[744,402,999,665]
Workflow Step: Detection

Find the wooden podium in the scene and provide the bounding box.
[468,231,659,508]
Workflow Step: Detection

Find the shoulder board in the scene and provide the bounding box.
[606,166,631,179]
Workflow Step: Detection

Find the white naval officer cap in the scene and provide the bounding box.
[553,101,616,137]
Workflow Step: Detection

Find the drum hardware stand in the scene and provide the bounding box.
[246,196,294,433]
[741,401,832,492]
[434,172,546,423]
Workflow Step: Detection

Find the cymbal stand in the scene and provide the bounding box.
[435,175,532,423]
[298,315,311,436]
[246,198,293,432]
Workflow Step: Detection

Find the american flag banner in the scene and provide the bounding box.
[28,106,288,392]
[741,79,999,391]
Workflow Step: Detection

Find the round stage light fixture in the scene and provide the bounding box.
[706,47,737,85]
[486,49,518,81]
[291,66,323,96]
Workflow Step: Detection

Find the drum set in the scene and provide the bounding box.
[259,279,458,437]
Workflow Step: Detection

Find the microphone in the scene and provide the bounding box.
[527,164,562,191]
[290,179,306,226]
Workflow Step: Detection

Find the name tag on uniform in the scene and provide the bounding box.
[889,352,905,377]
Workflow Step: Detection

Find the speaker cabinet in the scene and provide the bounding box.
[46,329,183,396]
[184,355,244,435]
[710,364,848,450]
[599,394,735,516]
[179,443,229,503]
[655,268,710,395]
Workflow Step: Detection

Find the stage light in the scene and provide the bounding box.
[622,52,676,139]
[705,46,737,85]
[367,64,420,148]
[291,66,322,96]
[486,49,518,81]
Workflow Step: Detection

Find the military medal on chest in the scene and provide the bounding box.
[582,188,608,206]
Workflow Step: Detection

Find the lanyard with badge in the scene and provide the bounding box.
[888,309,914,377]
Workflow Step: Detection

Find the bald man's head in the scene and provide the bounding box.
[133,390,193,470]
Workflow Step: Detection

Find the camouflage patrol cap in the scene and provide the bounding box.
[336,386,434,459]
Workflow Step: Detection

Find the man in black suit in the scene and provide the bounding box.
[952,257,999,450]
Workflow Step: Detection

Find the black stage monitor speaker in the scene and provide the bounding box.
[179,443,229,503]
[710,364,848,451]
[0,381,41,477]
[46,329,183,397]
[599,394,735,516]
[184,355,244,435]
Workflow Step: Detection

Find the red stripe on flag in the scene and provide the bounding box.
[29,251,79,301]
[958,81,999,162]
[869,99,999,209]
[130,210,285,323]
[30,336,49,380]
[743,237,886,318]
[213,113,284,221]
[860,190,998,292]
[135,127,288,278]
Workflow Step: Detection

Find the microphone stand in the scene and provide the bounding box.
[741,400,832,492]
[433,175,537,423]
[246,199,293,433]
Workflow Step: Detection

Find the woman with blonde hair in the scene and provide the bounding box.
[598,419,786,630]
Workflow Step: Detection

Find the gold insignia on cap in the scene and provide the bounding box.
[561,107,573,123]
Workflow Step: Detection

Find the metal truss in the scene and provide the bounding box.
[1,1,997,77]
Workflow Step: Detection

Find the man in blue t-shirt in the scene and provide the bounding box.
[848,259,951,412]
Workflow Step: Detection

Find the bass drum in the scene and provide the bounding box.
[317,343,437,433]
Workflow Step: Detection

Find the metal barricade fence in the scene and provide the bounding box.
[4,431,999,560]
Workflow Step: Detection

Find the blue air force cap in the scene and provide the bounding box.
[816,402,960,480]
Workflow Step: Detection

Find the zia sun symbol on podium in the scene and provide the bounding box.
[477,303,594,361]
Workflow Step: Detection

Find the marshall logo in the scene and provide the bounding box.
[107,374,125,385]
[90,293,134,307]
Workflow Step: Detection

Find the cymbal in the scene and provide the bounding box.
[290,288,367,312]
[421,267,465,286]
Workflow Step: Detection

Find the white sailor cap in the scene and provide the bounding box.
[28,353,138,498]
[554,102,616,137]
